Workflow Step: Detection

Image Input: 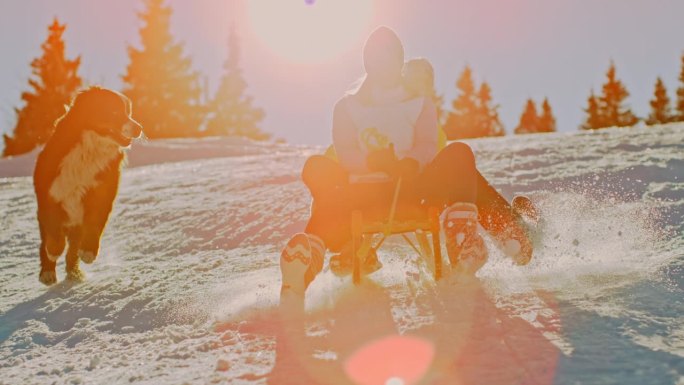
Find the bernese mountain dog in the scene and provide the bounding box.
[33,87,142,285]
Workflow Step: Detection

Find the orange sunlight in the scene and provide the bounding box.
[247,0,374,63]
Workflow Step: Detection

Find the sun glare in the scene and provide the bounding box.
[247,0,374,63]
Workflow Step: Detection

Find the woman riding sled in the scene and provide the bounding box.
[280,26,533,302]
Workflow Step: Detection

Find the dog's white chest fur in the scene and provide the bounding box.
[49,131,121,227]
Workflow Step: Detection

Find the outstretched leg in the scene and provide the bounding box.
[475,173,533,264]
[79,216,108,264]
[38,214,64,285]
[65,230,85,282]
[80,169,120,264]
[421,142,533,263]
[39,242,58,285]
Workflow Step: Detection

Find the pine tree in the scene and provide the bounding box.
[444,67,504,139]
[539,98,557,132]
[598,61,639,127]
[677,54,684,122]
[646,77,674,125]
[581,62,639,130]
[514,99,539,134]
[444,66,479,139]
[477,82,505,136]
[205,26,268,140]
[2,19,82,157]
[580,90,603,130]
[122,0,203,139]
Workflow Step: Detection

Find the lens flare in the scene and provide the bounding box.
[247,0,374,63]
[344,335,434,385]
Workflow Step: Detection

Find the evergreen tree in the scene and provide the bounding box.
[580,90,603,130]
[598,61,639,127]
[444,66,478,139]
[477,82,505,136]
[122,0,203,139]
[3,19,82,156]
[677,54,684,121]
[646,77,674,125]
[444,67,504,139]
[539,98,557,132]
[581,62,639,130]
[514,99,539,134]
[205,26,268,140]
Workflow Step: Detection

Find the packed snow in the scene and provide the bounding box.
[0,125,682,385]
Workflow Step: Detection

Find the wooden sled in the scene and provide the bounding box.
[347,174,444,285]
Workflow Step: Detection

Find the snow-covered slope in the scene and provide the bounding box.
[0,125,682,385]
[0,136,298,178]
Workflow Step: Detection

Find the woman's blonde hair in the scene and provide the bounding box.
[403,57,435,97]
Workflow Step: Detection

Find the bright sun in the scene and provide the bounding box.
[247,0,374,63]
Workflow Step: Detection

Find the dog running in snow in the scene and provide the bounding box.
[33,87,142,285]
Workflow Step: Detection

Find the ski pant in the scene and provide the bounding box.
[302,142,512,252]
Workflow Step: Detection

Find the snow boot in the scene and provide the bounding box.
[280,233,325,298]
[443,202,488,274]
[512,195,540,224]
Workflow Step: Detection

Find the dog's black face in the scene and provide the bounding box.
[60,87,143,147]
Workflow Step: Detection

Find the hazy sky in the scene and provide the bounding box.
[0,0,682,145]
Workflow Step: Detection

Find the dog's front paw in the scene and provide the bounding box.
[39,270,57,286]
[78,250,97,264]
[66,268,86,283]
